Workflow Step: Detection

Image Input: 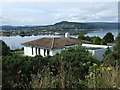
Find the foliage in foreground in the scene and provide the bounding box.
[2,32,120,88]
[2,46,99,88]
[2,55,47,88]
[86,64,120,88]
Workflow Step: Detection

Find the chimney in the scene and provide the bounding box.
[65,32,70,38]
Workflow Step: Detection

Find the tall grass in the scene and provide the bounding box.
[30,66,86,88]
[86,64,120,88]
[30,63,120,88]
[31,66,60,88]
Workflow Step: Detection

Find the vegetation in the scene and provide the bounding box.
[2,46,99,88]
[93,37,101,45]
[2,32,120,89]
[86,33,120,88]
[0,40,10,56]
[103,32,114,43]
[78,34,86,40]
[103,33,120,66]
[78,32,114,45]
[86,64,120,88]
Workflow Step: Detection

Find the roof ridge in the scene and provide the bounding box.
[51,37,55,49]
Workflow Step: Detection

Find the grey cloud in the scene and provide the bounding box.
[2,2,118,25]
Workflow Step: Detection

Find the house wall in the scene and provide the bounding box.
[24,46,35,56]
[82,44,113,61]
[88,48,107,61]
[24,44,78,57]
[40,49,45,56]
[93,48,107,61]
[24,46,62,57]
[50,49,62,56]
[24,44,113,61]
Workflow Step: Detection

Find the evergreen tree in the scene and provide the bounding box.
[103,32,114,43]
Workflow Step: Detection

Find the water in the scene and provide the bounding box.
[85,29,118,38]
[0,29,118,50]
[1,35,78,50]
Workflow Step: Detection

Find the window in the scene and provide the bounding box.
[36,47,37,55]
[32,47,33,55]
[47,49,50,55]
[38,48,40,55]
[44,49,46,56]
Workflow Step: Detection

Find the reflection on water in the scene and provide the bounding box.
[0,29,118,50]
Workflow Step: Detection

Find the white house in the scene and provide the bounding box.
[21,33,113,61]
[21,33,91,57]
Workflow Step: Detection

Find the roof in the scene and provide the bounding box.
[21,37,92,49]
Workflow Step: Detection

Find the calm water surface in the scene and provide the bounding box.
[85,29,118,38]
[0,29,118,50]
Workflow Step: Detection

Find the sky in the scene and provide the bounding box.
[1,1,119,26]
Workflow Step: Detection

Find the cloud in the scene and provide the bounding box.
[1,2,118,26]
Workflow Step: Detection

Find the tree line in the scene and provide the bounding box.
[78,32,114,45]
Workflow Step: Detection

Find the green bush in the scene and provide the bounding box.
[46,46,99,88]
[2,55,31,88]
[78,34,86,40]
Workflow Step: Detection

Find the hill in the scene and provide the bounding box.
[2,21,118,31]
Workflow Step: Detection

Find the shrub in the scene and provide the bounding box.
[2,55,31,88]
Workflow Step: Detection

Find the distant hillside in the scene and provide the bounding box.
[1,21,118,31]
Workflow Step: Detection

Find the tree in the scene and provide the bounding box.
[103,33,120,66]
[101,39,107,45]
[93,37,101,45]
[103,32,114,43]
[78,34,86,40]
[85,36,91,41]
[0,40,10,56]
[48,46,99,87]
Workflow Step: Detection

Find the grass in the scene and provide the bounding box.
[86,64,120,88]
[11,48,24,55]
[30,63,120,88]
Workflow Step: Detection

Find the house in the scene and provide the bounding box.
[82,44,113,61]
[21,33,113,61]
[21,33,91,57]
